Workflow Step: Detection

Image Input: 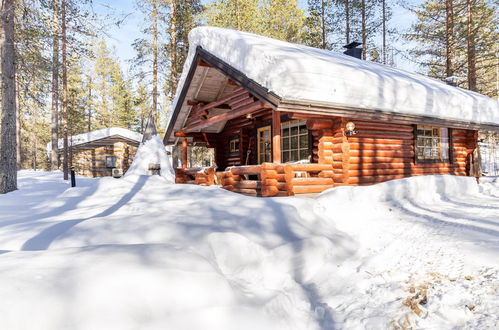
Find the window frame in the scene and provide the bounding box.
[228,136,240,155]
[280,120,309,163]
[106,155,117,168]
[414,125,452,164]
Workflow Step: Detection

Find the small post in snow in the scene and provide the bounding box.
[70,166,76,187]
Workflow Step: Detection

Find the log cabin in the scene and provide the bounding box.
[47,127,142,178]
[164,27,499,197]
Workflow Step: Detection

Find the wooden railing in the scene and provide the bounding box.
[220,163,335,197]
[175,167,216,186]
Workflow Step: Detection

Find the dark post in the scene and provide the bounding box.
[70,166,76,187]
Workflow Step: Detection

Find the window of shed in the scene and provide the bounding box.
[281,120,309,163]
[106,156,117,168]
[415,126,449,162]
[229,138,240,153]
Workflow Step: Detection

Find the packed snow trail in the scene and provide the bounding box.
[0,171,498,329]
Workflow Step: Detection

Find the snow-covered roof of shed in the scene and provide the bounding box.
[170,26,498,128]
[46,127,143,154]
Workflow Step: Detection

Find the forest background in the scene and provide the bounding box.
[3,0,499,174]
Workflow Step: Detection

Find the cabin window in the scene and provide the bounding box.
[106,156,117,168]
[229,137,240,154]
[257,126,272,163]
[415,126,450,162]
[281,120,309,163]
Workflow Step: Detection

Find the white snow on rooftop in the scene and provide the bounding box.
[46,127,143,154]
[172,26,499,126]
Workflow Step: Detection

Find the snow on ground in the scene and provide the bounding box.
[0,171,498,329]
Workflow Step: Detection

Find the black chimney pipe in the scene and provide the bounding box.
[343,41,362,59]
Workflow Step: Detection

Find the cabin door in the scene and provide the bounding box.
[257,125,272,163]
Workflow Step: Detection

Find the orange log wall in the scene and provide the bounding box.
[311,118,476,187]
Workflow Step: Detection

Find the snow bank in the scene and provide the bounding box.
[316,175,480,217]
[1,172,498,329]
[170,27,498,127]
[124,134,175,182]
[46,127,142,154]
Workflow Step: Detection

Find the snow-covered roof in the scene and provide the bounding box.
[46,127,143,154]
[168,27,498,133]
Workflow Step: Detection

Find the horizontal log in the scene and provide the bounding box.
[199,89,248,112]
[261,185,279,197]
[318,170,335,178]
[353,131,414,140]
[338,143,414,153]
[341,137,413,145]
[262,178,279,186]
[288,163,332,171]
[233,188,258,196]
[233,180,262,189]
[318,150,333,157]
[230,165,261,175]
[226,93,251,107]
[341,150,415,158]
[184,100,266,132]
[354,123,414,133]
[230,97,255,110]
[291,177,334,185]
[292,184,335,194]
[307,119,333,130]
[319,141,334,149]
[346,156,414,164]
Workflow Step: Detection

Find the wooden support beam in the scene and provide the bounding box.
[199,88,247,112]
[182,137,188,169]
[272,110,281,163]
[184,100,267,132]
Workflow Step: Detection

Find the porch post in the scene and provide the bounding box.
[272,110,281,163]
[182,137,188,169]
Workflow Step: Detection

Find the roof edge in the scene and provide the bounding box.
[163,46,282,145]
[278,99,499,131]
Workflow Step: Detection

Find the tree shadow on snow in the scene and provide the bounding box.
[20,176,148,251]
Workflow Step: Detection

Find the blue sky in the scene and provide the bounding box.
[94,0,419,73]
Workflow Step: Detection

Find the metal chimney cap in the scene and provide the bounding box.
[343,41,362,49]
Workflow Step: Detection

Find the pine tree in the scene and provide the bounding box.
[205,0,262,33]
[408,0,497,97]
[93,40,114,128]
[50,0,59,170]
[0,0,18,193]
[261,0,305,42]
[166,0,201,99]
[134,79,150,133]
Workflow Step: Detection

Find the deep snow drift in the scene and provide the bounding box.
[0,171,498,329]
[124,134,175,182]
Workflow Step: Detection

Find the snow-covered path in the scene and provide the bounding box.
[0,171,497,329]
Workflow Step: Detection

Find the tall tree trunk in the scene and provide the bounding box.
[345,0,350,44]
[321,0,325,49]
[445,0,454,77]
[32,106,37,170]
[16,79,20,169]
[170,0,178,97]
[50,0,59,170]
[361,0,366,59]
[152,0,158,124]
[467,0,477,91]
[87,75,92,131]
[382,0,386,64]
[61,0,68,180]
[0,0,17,193]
